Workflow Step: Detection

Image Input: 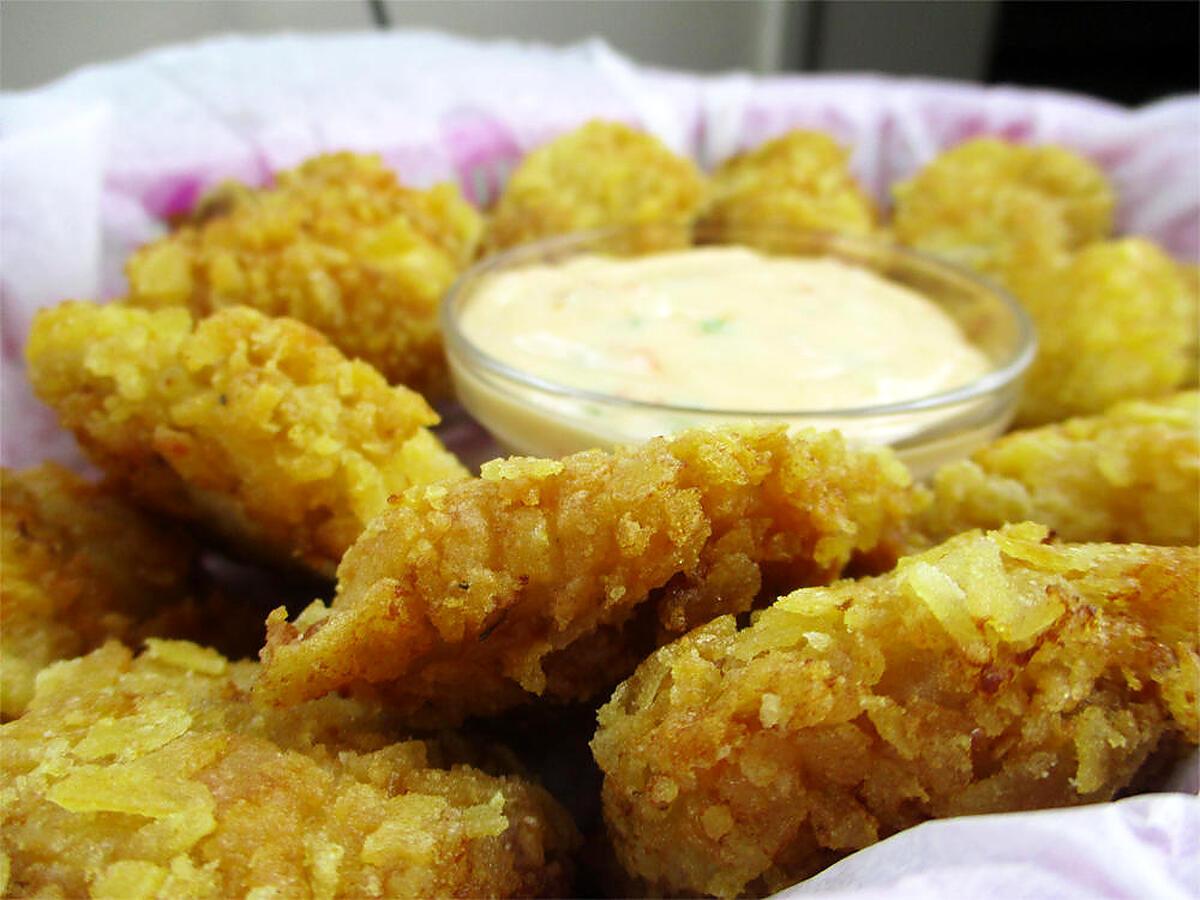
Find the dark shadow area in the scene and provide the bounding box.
[988,0,1199,105]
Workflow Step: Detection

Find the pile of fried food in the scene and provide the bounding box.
[2,120,1197,899]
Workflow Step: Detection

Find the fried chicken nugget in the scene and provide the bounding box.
[592,524,1199,898]
[1177,261,1199,387]
[892,138,1114,280]
[482,121,707,254]
[26,302,467,576]
[0,640,578,898]
[1,464,253,719]
[916,392,1199,547]
[1008,238,1193,425]
[257,426,924,723]
[125,153,483,397]
[701,130,878,239]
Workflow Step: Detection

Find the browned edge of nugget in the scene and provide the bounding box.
[1,639,579,897]
[592,523,1199,897]
[914,391,1200,548]
[1,464,262,720]
[125,152,484,398]
[25,301,467,578]
[256,425,925,725]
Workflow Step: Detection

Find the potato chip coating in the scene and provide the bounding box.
[0,641,578,898]
[702,130,878,238]
[592,524,1199,897]
[892,138,1114,280]
[125,153,483,397]
[1,464,250,719]
[257,426,924,723]
[1008,239,1192,425]
[26,302,466,576]
[917,392,1199,547]
[482,121,706,254]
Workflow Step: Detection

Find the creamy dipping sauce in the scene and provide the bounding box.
[460,246,990,412]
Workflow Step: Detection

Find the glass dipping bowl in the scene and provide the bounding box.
[441,224,1036,478]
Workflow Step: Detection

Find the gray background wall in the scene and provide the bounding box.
[0,0,999,91]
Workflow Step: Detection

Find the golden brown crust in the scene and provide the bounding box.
[1,464,196,719]
[892,137,1114,280]
[257,426,924,723]
[701,130,878,238]
[1178,262,1199,387]
[892,139,1188,426]
[1008,239,1193,425]
[25,302,466,576]
[0,641,579,898]
[125,153,483,397]
[592,524,1199,898]
[916,392,1200,547]
[482,121,707,254]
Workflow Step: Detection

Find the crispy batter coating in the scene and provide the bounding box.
[257,426,924,723]
[701,130,878,239]
[1008,239,1193,425]
[125,153,483,396]
[26,302,466,576]
[916,392,1200,547]
[482,121,707,254]
[0,640,578,898]
[592,524,1200,898]
[1179,262,1199,387]
[891,140,1186,424]
[892,138,1114,281]
[1,464,257,720]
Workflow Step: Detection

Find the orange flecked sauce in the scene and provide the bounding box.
[461,246,988,414]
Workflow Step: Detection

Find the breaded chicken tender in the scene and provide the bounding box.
[892,138,1114,280]
[592,524,1199,898]
[257,426,924,723]
[2,464,252,719]
[916,392,1199,547]
[701,130,878,239]
[1008,239,1193,425]
[125,153,483,397]
[26,302,466,576]
[0,640,578,898]
[482,121,707,254]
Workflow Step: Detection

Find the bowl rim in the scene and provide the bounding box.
[441,225,1037,419]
